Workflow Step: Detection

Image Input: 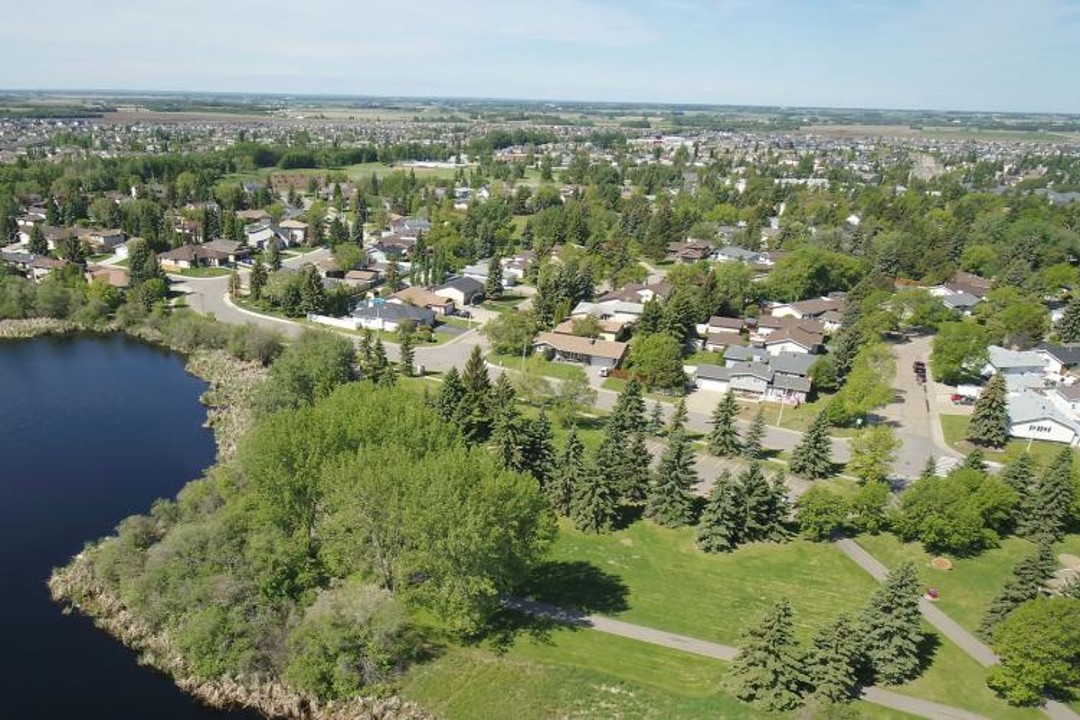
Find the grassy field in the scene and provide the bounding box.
[401,627,916,719]
[939,413,1079,465]
[855,533,1038,633]
[534,520,881,645]
[489,353,588,381]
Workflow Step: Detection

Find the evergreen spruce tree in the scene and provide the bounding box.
[831,325,863,381]
[708,391,742,457]
[978,542,1057,640]
[668,396,688,435]
[249,259,268,302]
[434,367,466,424]
[610,377,647,434]
[790,411,834,480]
[1001,452,1035,530]
[491,408,526,472]
[962,448,988,473]
[484,250,504,299]
[522,412,558,489]
[920,456,938,480]
[636,297,664,336]
[620,431,653,503]
[806,615,862,704]
[742,408,766,460]
[1024,448,1077,540]
[645,428,698,528]
[28,224,47,255]
[571,460,619,533]
[397,326,415,376]
[550,429,585,516]
[1058,296,1080,342]
[732,600,808,712]
[647,402,664,435]
[228,270,241,298]
[460,346,493,443]
[967,373,1009,448]
[696,470,744,553]
[859,561,924,685]
[267,240,282,270]
[299,265,326,314]
[370,339,394,386]
[740,463,788,542]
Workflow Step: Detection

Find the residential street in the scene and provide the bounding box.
[168,260,960,480]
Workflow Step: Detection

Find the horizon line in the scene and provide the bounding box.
[2,87,1078,119]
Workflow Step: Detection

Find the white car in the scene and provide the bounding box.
[598,367,611,378]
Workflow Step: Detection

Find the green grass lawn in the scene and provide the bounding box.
[533,520,881,645]
[482,294,527,312]
[685,350,725,365]
[602,376,681,402]
[734,395,856,437]
[855,533,1039,633]
[177,266,232,278]
[489,353,588,381]
[401,627,915,719]
[939,413,1079,466]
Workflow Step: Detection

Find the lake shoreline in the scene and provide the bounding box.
[4,322,427,720]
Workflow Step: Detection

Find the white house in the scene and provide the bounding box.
[763,326,823,356]
[1008,392,1080,446]
[434,276,485,307]
[713,245,763,264]
[984,346,1048,377]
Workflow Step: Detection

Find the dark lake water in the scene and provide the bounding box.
[0,334,255,719]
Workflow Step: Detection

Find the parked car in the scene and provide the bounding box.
[599,367,611,378]
[950,393,975,405]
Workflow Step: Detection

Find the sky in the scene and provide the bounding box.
[2,0,1080,113]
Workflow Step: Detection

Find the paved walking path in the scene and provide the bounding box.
[834,538,1080,720]
[504,596,992,720]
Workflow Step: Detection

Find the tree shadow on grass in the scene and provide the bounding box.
[915,630,943,677]
[519,560,631,615]
[481,561,631,653]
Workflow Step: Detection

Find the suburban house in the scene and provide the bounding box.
[279,219,309,244]
[1007,392,1080,447]
[342,268,381,290]
[598,281,672,304]
[0,251,69,281]
[1035,343,1080,376]
[749,315,826,343]
[434,276,484,307]
[770,351,818,379]
[724,345,769,365]
[244,222,292,251]
[770,297,845,322]
[390,286,456,315]
[665,240,714,264]
[940,291,982,314]
[157,240,249,272]
[502,251,536,282]
[80,228,125,254]
[373,235,417,260]
[40,226,78,251]
[85,265,130,289]
[983,346,1048,377]
[236,209,272,223]
[762,326,824,356]
[553,316,625,342]
[533,332,627,368]
[692,361,812,405]
[389,216,431,237]
[462,258,518,288]
[347,299,435,333]
[713,245,763,264]
[571,299,644,326]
